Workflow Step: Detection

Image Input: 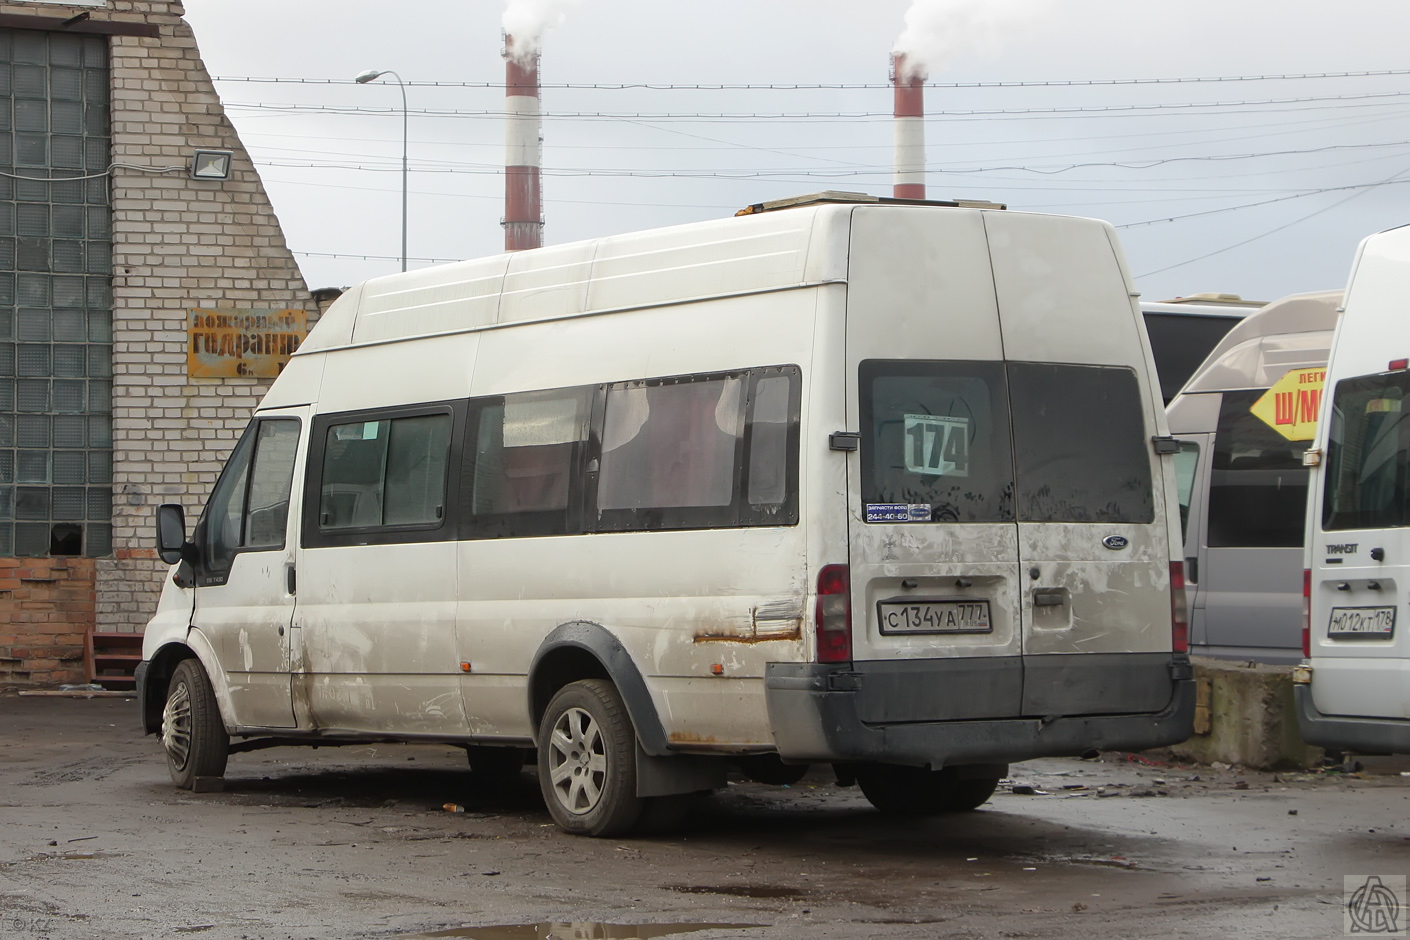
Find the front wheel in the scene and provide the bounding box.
[162,658,229,790]
[537,679,642,837]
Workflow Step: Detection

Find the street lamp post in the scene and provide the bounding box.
[354,68,408,272]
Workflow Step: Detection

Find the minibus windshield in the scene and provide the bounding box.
[1323,371,1410,530]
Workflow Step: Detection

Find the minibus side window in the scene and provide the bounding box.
[203,418,300,574]
[316,412,451,532]
[747,376,790,506]
[1173,441,1199,541]
[592,366,800,532]
[1207,389,1310,546]
[461,387,591,539]
[859,360,1013,523]
[1008,363,1154,524]
[245,421,301,547]
[599,376,743,513]
[1323,371,1410,530]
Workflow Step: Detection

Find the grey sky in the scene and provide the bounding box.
[181,0,1410,303]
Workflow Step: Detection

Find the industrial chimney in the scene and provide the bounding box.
[891,52,926,200]
[504,34,543,251]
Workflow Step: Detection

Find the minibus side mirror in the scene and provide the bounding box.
[156,504,193,566]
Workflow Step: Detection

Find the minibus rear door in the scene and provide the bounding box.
[845,206,1025,720]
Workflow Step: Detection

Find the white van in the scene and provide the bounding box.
[1167,291,1341,662]
[137,192,1194,836]
[1298,224,1410,754]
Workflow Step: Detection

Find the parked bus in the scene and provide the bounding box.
[137,193,1194,835]
[1167,291,1341,663]
[1140,293,1263,404]
[1299,224,1410,754]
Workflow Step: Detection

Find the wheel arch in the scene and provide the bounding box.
[141,631,234,736]
[528,621,671,756]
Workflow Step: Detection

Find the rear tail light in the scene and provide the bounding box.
[1302,568,1312,659]
[1170,560,1189,654]
[814,564,852,664]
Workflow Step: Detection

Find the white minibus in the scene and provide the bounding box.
[137,192,1195,835]
[1299,224,1410,754]
[1167,291,1341,662]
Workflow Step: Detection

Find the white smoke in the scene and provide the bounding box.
[893,0,1053,79]
[503,0,580,61]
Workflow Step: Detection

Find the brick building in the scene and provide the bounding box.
[0,0,314,688]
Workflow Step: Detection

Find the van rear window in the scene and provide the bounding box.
[860,361,1154,525]
[1008,363,1154,524]
[859,361,1014,523]
[1322,371,1410,531]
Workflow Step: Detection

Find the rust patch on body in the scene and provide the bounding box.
[692,623,802,644]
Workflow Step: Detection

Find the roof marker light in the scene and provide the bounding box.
[1390,359,1409,372]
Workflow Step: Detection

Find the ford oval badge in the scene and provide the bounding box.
[1102,535,1129,551]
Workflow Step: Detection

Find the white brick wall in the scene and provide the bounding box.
[0,1,316,630]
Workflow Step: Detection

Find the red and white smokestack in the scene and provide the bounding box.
[504,34,543,252]
[891,52,926,201]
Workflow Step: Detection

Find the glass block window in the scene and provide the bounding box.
[0,29,110,557]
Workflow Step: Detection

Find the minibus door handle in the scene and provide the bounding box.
[286,565,297,595]
[1185,556,1198,584]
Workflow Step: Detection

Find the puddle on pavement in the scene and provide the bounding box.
[670,885,805,900]
[420,923,760,939]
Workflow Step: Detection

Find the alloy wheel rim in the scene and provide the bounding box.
[547,706,607,815]
[161,680,192,770]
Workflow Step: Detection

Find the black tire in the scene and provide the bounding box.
[941,775,1000,812]
[537,679,642,837]
[162,658,229,790]
[465,745,528,787]
[735,755,809,787]
[855,764,954,816]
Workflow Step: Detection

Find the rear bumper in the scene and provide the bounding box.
[1294,684,1410,755]
[765,654,1195,767]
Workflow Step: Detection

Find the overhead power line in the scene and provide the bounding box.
[1117,177,1410,228]
[221,90,1410,121]
[211,68,1410,90]
[295,249,461,264]
[248,139,1410,178]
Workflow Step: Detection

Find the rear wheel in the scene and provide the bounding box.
[856,764,953,816]
[941,775,1000,812]
[736,754,809,786]
[537,679,642,837]
[465,745,528,788]
[162,658,229,790]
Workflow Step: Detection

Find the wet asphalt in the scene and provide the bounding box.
[0,695,1405,939]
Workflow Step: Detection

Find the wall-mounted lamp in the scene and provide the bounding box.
[190,149,233,181]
